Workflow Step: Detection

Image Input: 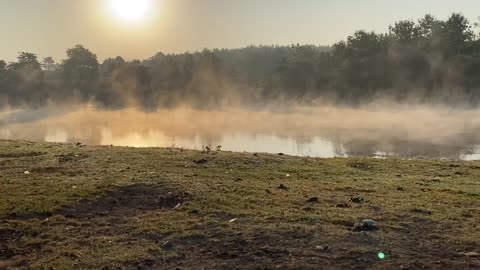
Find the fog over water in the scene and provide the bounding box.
[1,104,480,160]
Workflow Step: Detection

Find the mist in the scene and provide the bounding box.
[2,13,480,159]
[1,13,480,111]
[2,102,480,160]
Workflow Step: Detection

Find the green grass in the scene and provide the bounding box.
[0,140,479,269]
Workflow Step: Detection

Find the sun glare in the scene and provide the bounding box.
[109,0,150,21]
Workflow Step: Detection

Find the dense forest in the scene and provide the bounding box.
[2,13,480,110]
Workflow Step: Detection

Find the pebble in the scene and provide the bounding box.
[463,252,480,257]
[162,241,173,250]
[315,245,330,251]
[350,196,364,203]
[353,219,378,232]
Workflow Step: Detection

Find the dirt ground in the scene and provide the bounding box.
[0,140,479,269]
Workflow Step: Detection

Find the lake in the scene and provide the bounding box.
[2,104,480,160]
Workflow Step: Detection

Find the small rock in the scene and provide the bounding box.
[265,189,273,194]
[306,197,319,203]
[188,209,200,215]
[74,142,86,147]
[173,203,181,210]
[278,153,285,156]
[24,171,31,175]
[397,187,405,191]
[229,218,237,223]
[362,219,376,226]
[253,153,259,157]
[162,241,174,250]
[285,174,291,178]
[336,202,351,208]
[350,196,364,203]
[432,177,441,182]
[463,252,480,257]
[315,245,330,251]
[396,174,402,178]
[193,158,209,165]
[353,219,378,232]
[278,184,289,190]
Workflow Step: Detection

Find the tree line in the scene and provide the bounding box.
[2,13,480,110]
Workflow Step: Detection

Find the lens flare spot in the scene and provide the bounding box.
[378,252,386,260]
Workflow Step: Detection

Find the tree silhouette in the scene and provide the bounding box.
[60,45,99,101]
[2,13,480,109]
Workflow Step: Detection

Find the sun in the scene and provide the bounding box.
[109,0,150,21]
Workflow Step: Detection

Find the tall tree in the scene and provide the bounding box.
[0,60,8,107]
[442,13,474,56]
[389,20,422,45]
[6,52,46,107]
[61,45,99,101]
[41,57,57,71]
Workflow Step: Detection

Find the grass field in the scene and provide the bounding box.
[0,140,479,269]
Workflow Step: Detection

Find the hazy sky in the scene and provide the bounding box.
[1,0,480,62]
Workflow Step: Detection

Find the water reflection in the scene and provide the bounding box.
[1,105,480,160]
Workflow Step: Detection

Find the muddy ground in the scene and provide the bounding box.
[0,140,479,269]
